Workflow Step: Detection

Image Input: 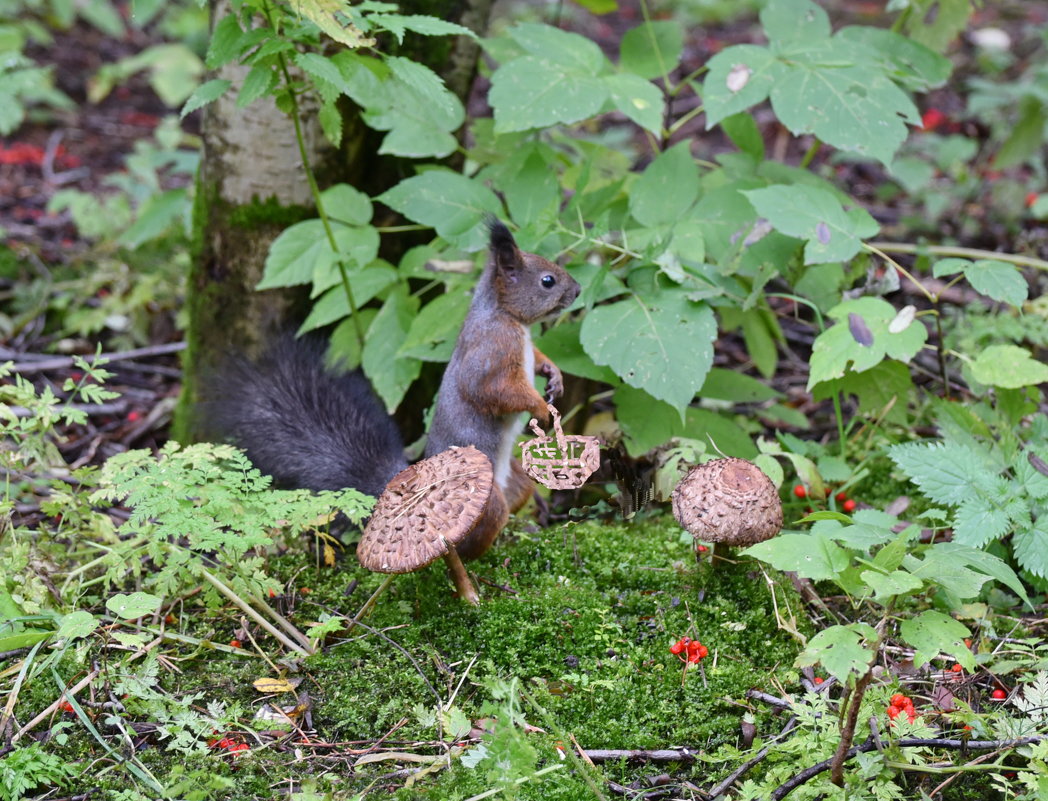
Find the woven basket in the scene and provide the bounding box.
[520,404,600,490]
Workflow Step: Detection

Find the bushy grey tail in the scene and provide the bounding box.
[201,336,407,497]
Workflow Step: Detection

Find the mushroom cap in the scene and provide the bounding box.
[357,446,494,574]
[671,458,783,547]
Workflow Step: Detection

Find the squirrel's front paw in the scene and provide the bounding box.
[541,366,564,401]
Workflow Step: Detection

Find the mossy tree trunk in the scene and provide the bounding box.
[174,0,493,441]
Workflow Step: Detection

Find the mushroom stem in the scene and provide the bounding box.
[442,547,480,605]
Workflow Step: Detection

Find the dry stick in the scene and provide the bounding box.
[345,574,395,634]
[7,342,187,373]
[199,568,311,656]
[11,669,101,743]
[582,749,698,763]
[830,669,874,785]
[705,715,800,799]
[246,592,316,652]
[770,735,1047,800]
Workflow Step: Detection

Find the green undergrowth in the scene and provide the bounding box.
[68,515,808,799]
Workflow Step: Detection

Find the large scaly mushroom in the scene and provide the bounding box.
[672,458,783,563]
[357,445,493,605]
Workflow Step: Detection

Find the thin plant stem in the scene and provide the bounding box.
[799,139,821,169]
[346,574,396,633]
[863,243,934,302]
[200,567,312,656]
[868,241,1048,272]
[261,0,365,349]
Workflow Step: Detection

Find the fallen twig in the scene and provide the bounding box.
[6,342,186,373]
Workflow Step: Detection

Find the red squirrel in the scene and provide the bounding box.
[206,220,579,559]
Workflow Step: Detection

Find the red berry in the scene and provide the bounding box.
[229,639,242,648]
[695,644,708,659]
[887,705,901,719]
[963,725,972,731]
[1026,192,1038,208]
[696,544,708,553]
[813,676,824,684]
[59,701,75,714]
[921,108,947,131]
[906,709,917,722]
[670,640,685,655]
[835,491,847,502]
[299,587,310,594]
[793,485,807,499]
[127,410,141,422]
[951,663,963,673]
[991,688,1007,700]
[842,499,856,513]
[890,694,908,707]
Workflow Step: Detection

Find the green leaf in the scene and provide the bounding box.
[579,287,716,412]
[807,297,926,389]
[814,359,913,425]
[900,610,973,671]
[398,288,471,362]
[995,95,1048,169]
[615,385,682,456]
[796,623,877,683]
[237,63,276,107]
[118,189,187,248]
[904,548,990,600]
[699,368,781,403]
[889,441,988,506]
[533,322,619,385]
[962,260,1029,307]
[720,112,765,160]
[378,171,501,251]
[970,345,1048,389]
[761,0,830,45]
[619,20,682,80]
[506,23,605,73]
[180,78,230,118]
[259,220,379,291]
[861,569,923,601]
[489,56,609,134]
[298,266,399,332]
[1013,519,1048,579]
[929,543,1031,607]
[702,45,783,128]
[321,183,373,226]
[370,14,476,44]
[294,51,345,89]
[362,289,422,412]
[106,592,162,620]
[0,629,52,651]
[55,610,98,641]
[952,495,1011,548]
[604,73,664,135]
[902,0,971,52]
[743,531,852,582]
[503,150,560,226]
[205,13,245,68]
[628,142,699,227]
[742,184,879,264]
[836,26,951,91]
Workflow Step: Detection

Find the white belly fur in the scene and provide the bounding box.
[494,327,533,490]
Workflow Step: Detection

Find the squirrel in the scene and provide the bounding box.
[205,220,580,560]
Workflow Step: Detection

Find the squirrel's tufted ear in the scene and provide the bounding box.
[487,218,520,271]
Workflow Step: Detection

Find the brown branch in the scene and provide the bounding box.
[5,342,186,373]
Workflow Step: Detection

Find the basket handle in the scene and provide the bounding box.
[527,403,568,452]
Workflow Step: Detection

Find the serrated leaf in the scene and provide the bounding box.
[796,623,877,683]
[205,13,245,68]
[903,547,991,600]
[927,543,1031,608]
[370,14,475,44]
[604,72,664,135]
[703,45,784,128]
[299,267,398,332]
[619,20,682,80]
[952,495,1010,548]
[971,345,1048,389]
[742,531,851,581]
[808,297,926,389]
[289,0,375,48]
[579,287,715,412]
[889,441,987,506]
[237,63,277,107]
[378,171,501,251]
[294,51,345,89]
[742,185,878,264]
[106,592,162,620]
[837,26,951,91]
[629,142,699,227]
[1013,519,1048,579]
[180,78,231,118]
[259,220,379,292]
[490,55,609,134]
[900,610,973,671]
[962,259,1029,307]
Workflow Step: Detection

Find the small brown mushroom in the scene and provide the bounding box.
[671,458,783,563]
[357,445,493,605]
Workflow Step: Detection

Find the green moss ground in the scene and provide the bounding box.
[47,514,811,799]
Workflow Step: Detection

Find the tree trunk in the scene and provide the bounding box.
[173,0,493,441]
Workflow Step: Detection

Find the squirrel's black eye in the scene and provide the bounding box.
[541,274,556,289]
